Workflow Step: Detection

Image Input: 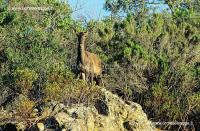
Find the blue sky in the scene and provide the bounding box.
[67,0,169,20]
[68,0,109,20]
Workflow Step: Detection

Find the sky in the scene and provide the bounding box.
[68,0,109,20]
[67,0,169,20]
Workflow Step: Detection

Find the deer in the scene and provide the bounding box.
[74,29,103,85]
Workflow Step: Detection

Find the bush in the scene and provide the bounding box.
[0,0,199,130]
[14,68,38,94]
[44,76,103,105]
[96,7,200,128]
[12,95,35,119]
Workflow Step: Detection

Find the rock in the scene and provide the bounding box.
[16,122,26,130]
[0,123,17,131]
[1,87,156,131]
[33,108,39,113]
[44,116,61,130]
[0,86,14,106]
[50,87,155,131]
[37,123,45,131]
[94,99,109,116]
[52,103,65,113]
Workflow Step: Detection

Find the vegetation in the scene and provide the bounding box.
[0,0,199,130]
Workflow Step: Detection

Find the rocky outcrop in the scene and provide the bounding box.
[0,87,155,131]
[0,86,15,107]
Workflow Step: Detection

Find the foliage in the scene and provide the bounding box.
[0,0,199,130]
[13,95,35,119]
[44,75,103,105]
[98,1,200,129]
[14,68,38,94]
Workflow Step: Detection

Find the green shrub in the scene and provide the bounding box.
[44,77,103,105]
[14,68,38,94]
[13,95,35,119]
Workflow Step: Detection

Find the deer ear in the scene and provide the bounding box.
[84,31,89,36]
[76,32,80,37]
[71,27,79,36]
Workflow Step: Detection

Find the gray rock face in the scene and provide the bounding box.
[44,87,155,131]
[0,86,14,106]
[0,87,156,131]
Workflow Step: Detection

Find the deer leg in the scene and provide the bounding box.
[95,77,99,86]
[86,72,89,82]
[91,73,94,85]
[77,73,81,79]
[81,73,86,81]
[95,75,103,86]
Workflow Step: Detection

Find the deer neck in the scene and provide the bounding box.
[78,38,86,65]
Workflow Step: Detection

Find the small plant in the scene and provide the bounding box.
[13,95,35,119]
[43,77,103,105]
[14,68,38,94]
[43,82,64,102]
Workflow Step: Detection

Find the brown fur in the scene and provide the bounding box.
[76,32,102,85]
[83,51,102,76]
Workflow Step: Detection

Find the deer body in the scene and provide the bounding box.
[77,32,102,85]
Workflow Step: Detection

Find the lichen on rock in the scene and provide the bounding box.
[0,87,155,131]
[47,87,155,131]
